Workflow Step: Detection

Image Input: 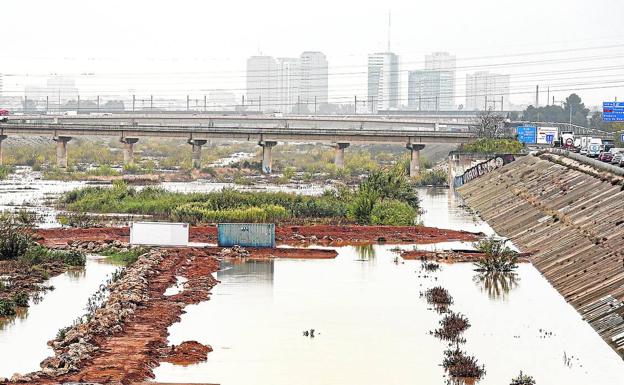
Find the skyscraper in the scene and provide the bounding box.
[408,70,442,111]
[246,56,278,111]
[425,52,456,110]
[465,71,511,111]
[276,57,301,113]
[368,52,399,112]
[299,51,328,109]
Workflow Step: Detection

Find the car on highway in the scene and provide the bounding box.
[0,109,9,122]
[611,152,623,165]
[598,151,614,162]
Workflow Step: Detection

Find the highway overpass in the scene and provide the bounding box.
[0,114,477,174]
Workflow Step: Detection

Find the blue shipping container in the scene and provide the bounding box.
[217,223,276,248]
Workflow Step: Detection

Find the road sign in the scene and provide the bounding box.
[517,125,537,144]
[537,126,559,145]
[620,132,624,142]
[603,102,624,122]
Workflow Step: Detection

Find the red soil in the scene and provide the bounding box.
[159,341,212,366]
[35,225,479,248]
[26,248,220,385]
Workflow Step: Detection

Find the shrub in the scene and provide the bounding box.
[0,165,13,180]
[0,299,16,316]
[413,169,448,187]
[57,211,97,228]
[18,245,86,267]
[462,138,523,154]
[100,247,146,265]
[347,187,378,225]
[442,348,485,381]
[12,292,29,307]
[0,224,32,261]
[510,371,536,385]
[370,199,416,226]
[474,237,519,272]
[174,204,290,224]
[59,250,87,267]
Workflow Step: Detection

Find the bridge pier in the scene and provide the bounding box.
[54,136,72,169]
[406,143,425,177]
[188,139,207,169]
[120,138,139,165]
[0,135,6,166]
[259,140,277,174]
[333,143,350,169]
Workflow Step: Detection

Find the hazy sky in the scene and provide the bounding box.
[2,0,623,107]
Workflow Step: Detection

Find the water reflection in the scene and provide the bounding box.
[354,244,376,261]
[473,272,519,300]
[218,260,274,284]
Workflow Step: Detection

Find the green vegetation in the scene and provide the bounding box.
[100,247,147,265]
[18,245,86,267]
[0,165,13,180]
[462,138,523,154]
[413,169,448,187]
[523,93,589,127]
[370,200,416,226]
[473,237,519,272]
[60,166,420,225]
[173,204,290,224]
[0,299,17,317]
[57,211,98,228]
[510,371,536,385]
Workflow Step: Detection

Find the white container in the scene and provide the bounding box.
[130,222,189,247]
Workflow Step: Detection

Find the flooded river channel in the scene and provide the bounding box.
[0,178,623,383]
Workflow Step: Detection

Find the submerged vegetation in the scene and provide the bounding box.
[442,347,486,383]
[510,371,536,385]
[100,247,147,265]
[473,237,519,272]
[60,166,421,225]
[0,215,86,317]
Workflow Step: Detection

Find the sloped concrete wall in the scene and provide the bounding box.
[458,153,624,356]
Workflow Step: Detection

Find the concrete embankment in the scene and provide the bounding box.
[458,153,624,357]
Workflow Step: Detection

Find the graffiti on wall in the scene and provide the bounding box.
[454,154,516,187]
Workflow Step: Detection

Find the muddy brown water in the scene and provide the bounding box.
[0,183,623,383]
[0,257,118,377]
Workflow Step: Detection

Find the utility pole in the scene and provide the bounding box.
[547,87,550,106]
[354,95,357,115]
[96,95,100,112]
[314,96,317,116]
[150,95,154,111]
[204,95,207,112]
[501,96,504,112]
[77,95,80,113]
[132,95,135,112]
[46,96,49,114]
[297,95,300,114]
[535,85,539,107]
[186,95,190,111]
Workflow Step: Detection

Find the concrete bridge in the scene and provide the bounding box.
[0,114,476,175]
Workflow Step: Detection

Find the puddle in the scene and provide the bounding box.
[164,276,189,296]
[0,257,118,377]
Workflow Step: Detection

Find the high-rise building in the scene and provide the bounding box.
[276,57,301,113]
[24,75,79,111]
[299,51,328,109]
[408,70,441,111]
[425,52,456,110]
[368,52,399,112]
[246,56,278,111]
[465,71,511,111]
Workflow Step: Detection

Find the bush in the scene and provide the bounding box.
[474,237,519,272]
[173,204,290,224]
[413,169,448,187]
[18,245,86,267]
[510,371,536,385]
[347,187,378,225]
[462,138,523,154]
[0,299,16,316]
[370,199,416,226]
[12,292,29,307]
[100,247,146,265]
[0,165,13,180]
[0,225,32,261]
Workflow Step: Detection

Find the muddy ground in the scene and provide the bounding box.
[35,225,480,248]
[0,224,482,384]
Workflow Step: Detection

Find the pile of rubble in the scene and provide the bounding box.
[218,245,250,259]
[20,249,164,380]
[64,239,129,253]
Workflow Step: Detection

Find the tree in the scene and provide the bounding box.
[476,109,507,138]
[564,93,590,126]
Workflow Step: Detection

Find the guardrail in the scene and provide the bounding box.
[546,148,624,176]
